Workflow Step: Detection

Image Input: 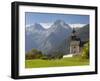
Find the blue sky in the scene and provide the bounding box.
[25,12,89,25]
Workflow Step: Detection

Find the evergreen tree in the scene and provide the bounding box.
[82,42,89,59]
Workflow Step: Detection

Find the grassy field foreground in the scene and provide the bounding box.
[25,57,89,68]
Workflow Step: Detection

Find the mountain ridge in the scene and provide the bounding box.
[25,20,89,55]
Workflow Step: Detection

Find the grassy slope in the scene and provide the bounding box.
[25,57,89,68]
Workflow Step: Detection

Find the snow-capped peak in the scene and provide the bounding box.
[26,23,45,32]
[40,23,53,29]
[69,24,87,28]
[51,20,71,30]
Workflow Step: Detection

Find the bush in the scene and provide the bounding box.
[25,49,43,60]
[81,42,89,59]
[47,52,63,59]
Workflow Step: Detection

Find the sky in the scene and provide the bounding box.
[25,12,89,28]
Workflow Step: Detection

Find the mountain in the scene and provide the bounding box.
[25,23,46,52]
[39,20,72,54]
[25,20,72,54]
[25,20,89,55]
[56,24,89,55]
[26,23,45,30]
[76,24,89,42]
[69,24,86,28]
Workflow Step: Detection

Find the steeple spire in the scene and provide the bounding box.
[71,28,80,41]
[71,28,76,40]
[72,28,76,34]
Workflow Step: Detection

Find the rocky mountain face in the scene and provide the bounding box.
[77,24,89,42]
[25,20,89,55]
[56,24,89,55]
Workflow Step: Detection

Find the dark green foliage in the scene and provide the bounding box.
[46,51,63,59]
[25,49,43,60]
[81,42,89,59]
[53,52,63,59]
[25,48,63,60]
[41,56,48,60]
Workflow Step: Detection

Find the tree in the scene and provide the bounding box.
[81,42,89,59]
[48,51,63,59]
[25,48,43,60]
[25,51,34,59]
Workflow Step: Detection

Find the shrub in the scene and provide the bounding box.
[25,48,43,60]
[81,42,89,59]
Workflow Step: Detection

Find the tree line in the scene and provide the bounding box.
[25,42,89,60]
[25,49,43,60]
[25,49,63,60]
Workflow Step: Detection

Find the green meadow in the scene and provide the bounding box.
[25,57,89,68]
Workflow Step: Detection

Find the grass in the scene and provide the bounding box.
[25,57,89,68]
